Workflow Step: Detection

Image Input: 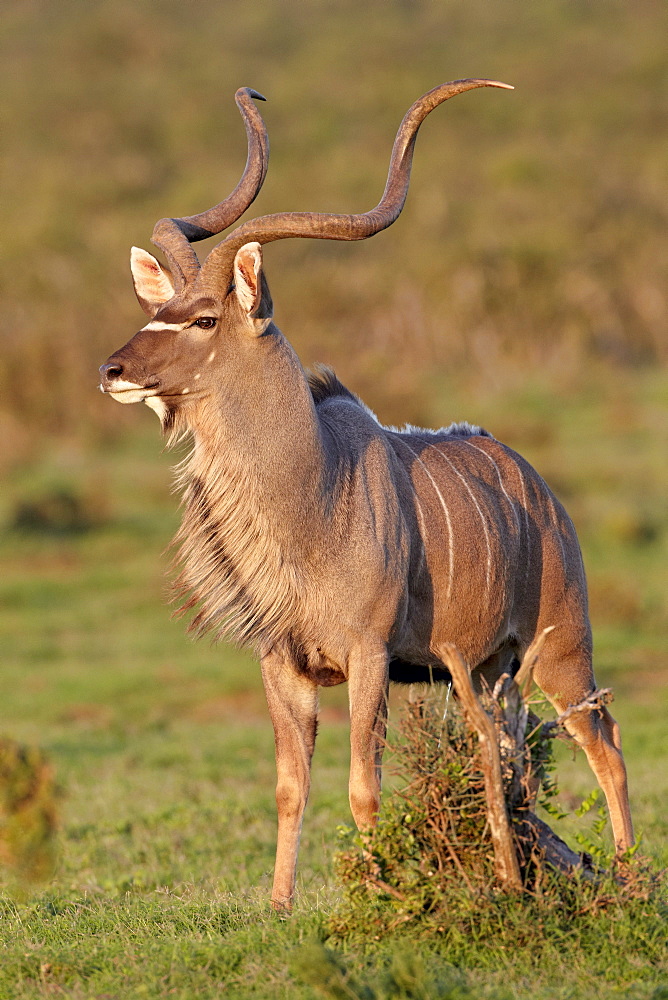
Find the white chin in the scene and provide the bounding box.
[144,396,168,420]
[108,389,148,404]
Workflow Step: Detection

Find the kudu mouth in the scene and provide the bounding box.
[98,363,161,401]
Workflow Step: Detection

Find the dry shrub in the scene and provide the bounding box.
[331,693,494,941]
[0,739,58,891]
[340,697,494,903]
[329,688,661,946]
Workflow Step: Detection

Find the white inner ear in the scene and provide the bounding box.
[131,247,175,306]
[233,242,262,314]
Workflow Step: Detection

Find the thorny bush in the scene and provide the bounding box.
[328,689,664,947]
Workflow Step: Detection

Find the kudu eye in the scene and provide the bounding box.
[193,317,216,330]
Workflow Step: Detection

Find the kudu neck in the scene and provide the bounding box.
[185,326,327,540]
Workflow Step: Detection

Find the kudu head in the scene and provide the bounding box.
[99,80,513,427]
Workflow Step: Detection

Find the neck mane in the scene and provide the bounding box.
[169,333,331,651]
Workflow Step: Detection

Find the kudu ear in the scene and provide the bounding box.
[130,247,176,317]
[233,242,273,334]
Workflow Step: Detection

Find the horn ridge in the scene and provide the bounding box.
[199,79,513,284]
[151,87,270,290]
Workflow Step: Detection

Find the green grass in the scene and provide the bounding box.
[1,370,666,998]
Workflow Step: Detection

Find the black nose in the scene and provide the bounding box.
[99,361,123,381]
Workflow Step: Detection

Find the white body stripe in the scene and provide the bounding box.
[465,441,521,536]
[398,439,454,603]
[426,443,492,598]
[411,491,427,578]
[513,462,532,594]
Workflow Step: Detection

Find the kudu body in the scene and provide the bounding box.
[100,82,634,908]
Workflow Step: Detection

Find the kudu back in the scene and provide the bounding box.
[100,82,633,908]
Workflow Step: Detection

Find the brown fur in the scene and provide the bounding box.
[99,85,634,909]
[102,297,634,912]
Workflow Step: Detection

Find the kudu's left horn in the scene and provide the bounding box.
[198,79,513,286]
[151,87,269,291]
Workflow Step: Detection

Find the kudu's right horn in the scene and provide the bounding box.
[198,79,513,287]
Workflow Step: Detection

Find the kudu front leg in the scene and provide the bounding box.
[347,644,390,832]
[261,650,318,911]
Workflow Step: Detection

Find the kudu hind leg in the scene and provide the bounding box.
[261,651,319,910]
[532,650,634,853]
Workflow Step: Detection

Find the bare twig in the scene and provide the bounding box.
[363,874,407,901]
[556,688,614,727]
[514,626,556,698]
[440,644,523,891]
[535,688,615,743]
[513,812,595,879]
[424,814,476,893]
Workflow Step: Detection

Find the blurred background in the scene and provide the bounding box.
[3,0,667,444]
[1,0,666,867]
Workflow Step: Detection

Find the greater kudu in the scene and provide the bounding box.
[100,82,634,908]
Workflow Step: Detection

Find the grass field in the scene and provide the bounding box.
[1,370,666,998]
